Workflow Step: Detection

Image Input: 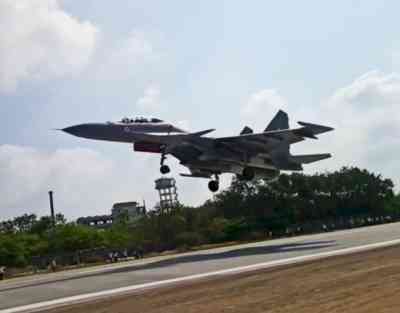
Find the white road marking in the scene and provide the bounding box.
[2,238,400,313]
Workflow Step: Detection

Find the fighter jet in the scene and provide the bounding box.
[62,111,333,192]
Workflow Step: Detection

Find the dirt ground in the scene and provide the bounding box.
[47,246,400,313]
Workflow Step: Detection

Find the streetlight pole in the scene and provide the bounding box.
[48,191,55,229]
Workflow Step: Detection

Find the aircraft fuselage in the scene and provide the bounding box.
[62,122,185,143]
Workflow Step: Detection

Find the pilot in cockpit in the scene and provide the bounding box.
[119,117,164,124]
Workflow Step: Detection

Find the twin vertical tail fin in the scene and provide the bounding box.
[264,110,289,132]
[264,110,333,168]
[265,110,290,155]
[264,110,334,135]
[240,126,253,135]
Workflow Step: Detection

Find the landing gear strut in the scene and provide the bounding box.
[160,150,170,174]
[208,174,220,192]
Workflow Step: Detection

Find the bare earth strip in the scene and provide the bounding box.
[44,245,400,313]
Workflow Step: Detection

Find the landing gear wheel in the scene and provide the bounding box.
[160,165,170,174]
[242,167,255,181]
[208,180,219,192]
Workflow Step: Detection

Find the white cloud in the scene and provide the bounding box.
[0,145,115,219]
[136,84,162,111]
[94,30,159,81]
[329,70,400,109]
[175,120,190,131]
[111,31,156,63]
[0,0,99,92]
[0,145,214,220]
[240,89,288,132]
[239,71,400,188]
[241,89,288,116]
[320,71,400,176]
[285,70,400,191]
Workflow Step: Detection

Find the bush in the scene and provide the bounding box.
[0,234,28,267]
[205,218,230,243]
[176,231,204,248]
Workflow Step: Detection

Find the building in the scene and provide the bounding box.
[111,201,146,223]
[77,201,146,228]
[76,215,113,229]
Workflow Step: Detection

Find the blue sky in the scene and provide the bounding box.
[1,1,400,220]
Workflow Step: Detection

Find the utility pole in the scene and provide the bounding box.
[48,191,55,229]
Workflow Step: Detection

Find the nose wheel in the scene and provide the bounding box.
[208,174,220,192]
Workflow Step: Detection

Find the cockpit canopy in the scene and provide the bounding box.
[119,117,164,124]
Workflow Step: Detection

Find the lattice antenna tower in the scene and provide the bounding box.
[154,177,179,213]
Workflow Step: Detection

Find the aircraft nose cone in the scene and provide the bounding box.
[62,123,106,139]
[62,125,86,136]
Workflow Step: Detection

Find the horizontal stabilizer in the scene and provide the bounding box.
[297,121,334,136]
[290,153,332,164]
[240,126,253,135]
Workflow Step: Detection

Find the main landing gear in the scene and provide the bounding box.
[241,167,255,181]
[208,174,220,192]
[160,164,170,174]
[160,151,170,174]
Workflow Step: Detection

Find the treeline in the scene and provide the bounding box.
[1,167,400,268]
[0,215,132,268]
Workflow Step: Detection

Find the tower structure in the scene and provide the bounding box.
[155,177,179,212]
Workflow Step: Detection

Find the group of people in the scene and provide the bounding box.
[107,249,144,263]
[108,250,128,263]
[0,250,147,280]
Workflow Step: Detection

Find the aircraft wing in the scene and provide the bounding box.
[215,129,300,148]
[216,123,334,147]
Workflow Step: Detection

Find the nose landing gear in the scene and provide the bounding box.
[160,150,170,174]
[208,174,220,192]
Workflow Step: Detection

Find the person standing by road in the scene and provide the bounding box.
[50,259,57,272]
[0,266,6,280]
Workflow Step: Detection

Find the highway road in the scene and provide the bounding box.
[1,222,400,312]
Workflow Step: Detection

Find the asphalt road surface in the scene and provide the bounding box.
[1,222,400,311]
